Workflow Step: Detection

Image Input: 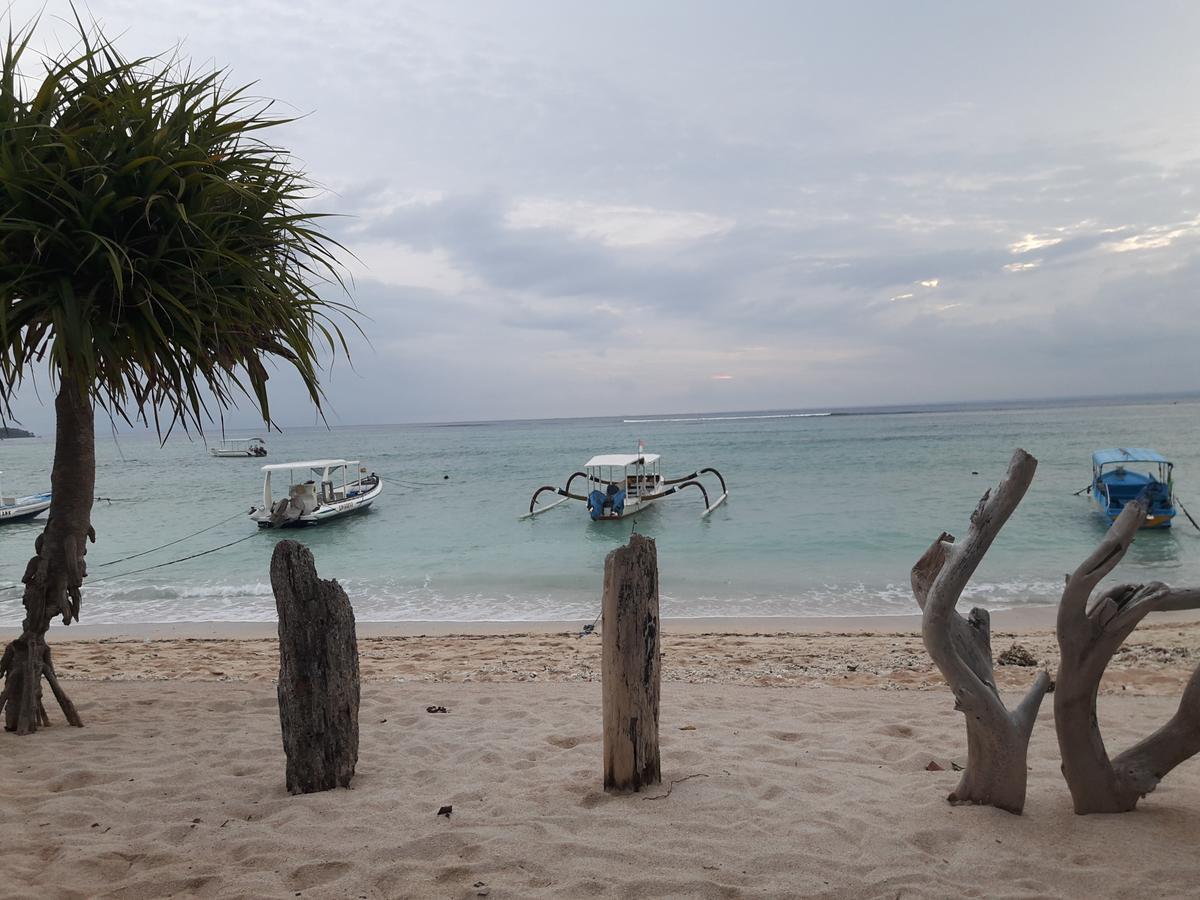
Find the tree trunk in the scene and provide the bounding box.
[271,540,360,794]
[602,533,662,793]
[910,449,1052,814]
[0,383,93,734]
[1055,500,1200,813]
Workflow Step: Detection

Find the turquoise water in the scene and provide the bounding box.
[3,396,1200,624]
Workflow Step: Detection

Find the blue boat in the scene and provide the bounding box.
[1090,448,1176,529]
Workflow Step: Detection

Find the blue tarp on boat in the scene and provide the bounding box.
[1092,448,1172,467]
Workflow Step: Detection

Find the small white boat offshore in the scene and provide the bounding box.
[523,449,727,521]
[0,471,51,524]
[249,459,382,528]
[210,437,267,458]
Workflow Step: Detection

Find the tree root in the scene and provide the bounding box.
[0,635,83,734]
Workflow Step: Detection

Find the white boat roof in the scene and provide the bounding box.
[261,459,358,472]
[585,453,660,468]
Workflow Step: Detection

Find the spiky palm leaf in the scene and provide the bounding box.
[0,15,354,434]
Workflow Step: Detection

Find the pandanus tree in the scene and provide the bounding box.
[0,17,352,733]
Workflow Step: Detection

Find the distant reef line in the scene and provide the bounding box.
[0,426,35,439]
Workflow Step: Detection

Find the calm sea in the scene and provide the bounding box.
[3,395,1200,625]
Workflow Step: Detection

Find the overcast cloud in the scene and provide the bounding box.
[6,0,1200,430]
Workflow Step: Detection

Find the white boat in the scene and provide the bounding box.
[523,449,727,520]
[249,459,382,528]
[0,471,51,524]
[210,437,267,458]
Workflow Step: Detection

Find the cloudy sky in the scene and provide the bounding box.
[7,1,1200,429]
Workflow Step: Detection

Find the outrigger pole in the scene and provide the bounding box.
[521,467,728,519]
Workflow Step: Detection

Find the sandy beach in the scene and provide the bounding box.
[0,614,1198,899]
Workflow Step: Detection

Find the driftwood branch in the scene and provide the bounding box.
[1055,500,1200,813]
[911,448,1051,814]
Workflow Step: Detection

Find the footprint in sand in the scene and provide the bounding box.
[286,860,352,890]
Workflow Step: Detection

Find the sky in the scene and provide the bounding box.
[6,0,1200,431]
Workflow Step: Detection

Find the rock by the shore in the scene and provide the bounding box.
[998,642,1038,667]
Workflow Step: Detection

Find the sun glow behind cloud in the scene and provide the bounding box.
[505,199,733,248]
[1009,234,1063,254]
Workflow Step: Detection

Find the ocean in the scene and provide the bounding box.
[3,395,1200,625]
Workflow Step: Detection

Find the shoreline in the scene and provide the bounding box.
[33,609,1200,695]
[34,605,1200,640]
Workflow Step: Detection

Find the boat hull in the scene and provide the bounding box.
[210,449,266,458]
[251,479,383,528]
[588,496,659,521]
[0,493,52,524]
[1098,507,1174,529]
[1092,492,1175,529]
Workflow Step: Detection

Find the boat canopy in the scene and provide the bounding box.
[261,459,358,472]
[1092,448,1172,467]
[585,453,660,468]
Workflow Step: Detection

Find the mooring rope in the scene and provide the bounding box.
[0,510,256,597]
[94,510,248,568]
[89,532,260,584]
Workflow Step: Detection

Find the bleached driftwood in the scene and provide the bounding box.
[1055,499,1200,814]
[911,448,1052,814]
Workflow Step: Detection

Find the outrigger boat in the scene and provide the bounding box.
[523,450,727,520]
[249,459,382,528]
[1090,448,1176,529]
[0,471,51,524]
[210,437,267,458]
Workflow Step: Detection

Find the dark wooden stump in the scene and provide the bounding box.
[602,533,662,793]
[271,540,360,794]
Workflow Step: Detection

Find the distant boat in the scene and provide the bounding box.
[523,446,727,521]
[0,471,51,524]
[210,437,267,458]
[1090,448,1176,529]
[248,459,382,527]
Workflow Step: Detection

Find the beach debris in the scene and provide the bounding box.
[1056,498,1200,814]
[679,725,696,731]
[602,534,662,794]
[925,761,944,771]
[643,772,709,800]
[474,882,490,897]
[911,449,1052,815]
[437,805,453,818]
[997,644,1038,667]
[426,705,448,714]
[273,541,360,795]
[951,762,964,772]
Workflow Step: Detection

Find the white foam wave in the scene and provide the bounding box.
[0,576,1066,625]
[623,412,832,423]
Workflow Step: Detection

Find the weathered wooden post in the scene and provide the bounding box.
[602,533,662,793]
[271,540,360,794]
